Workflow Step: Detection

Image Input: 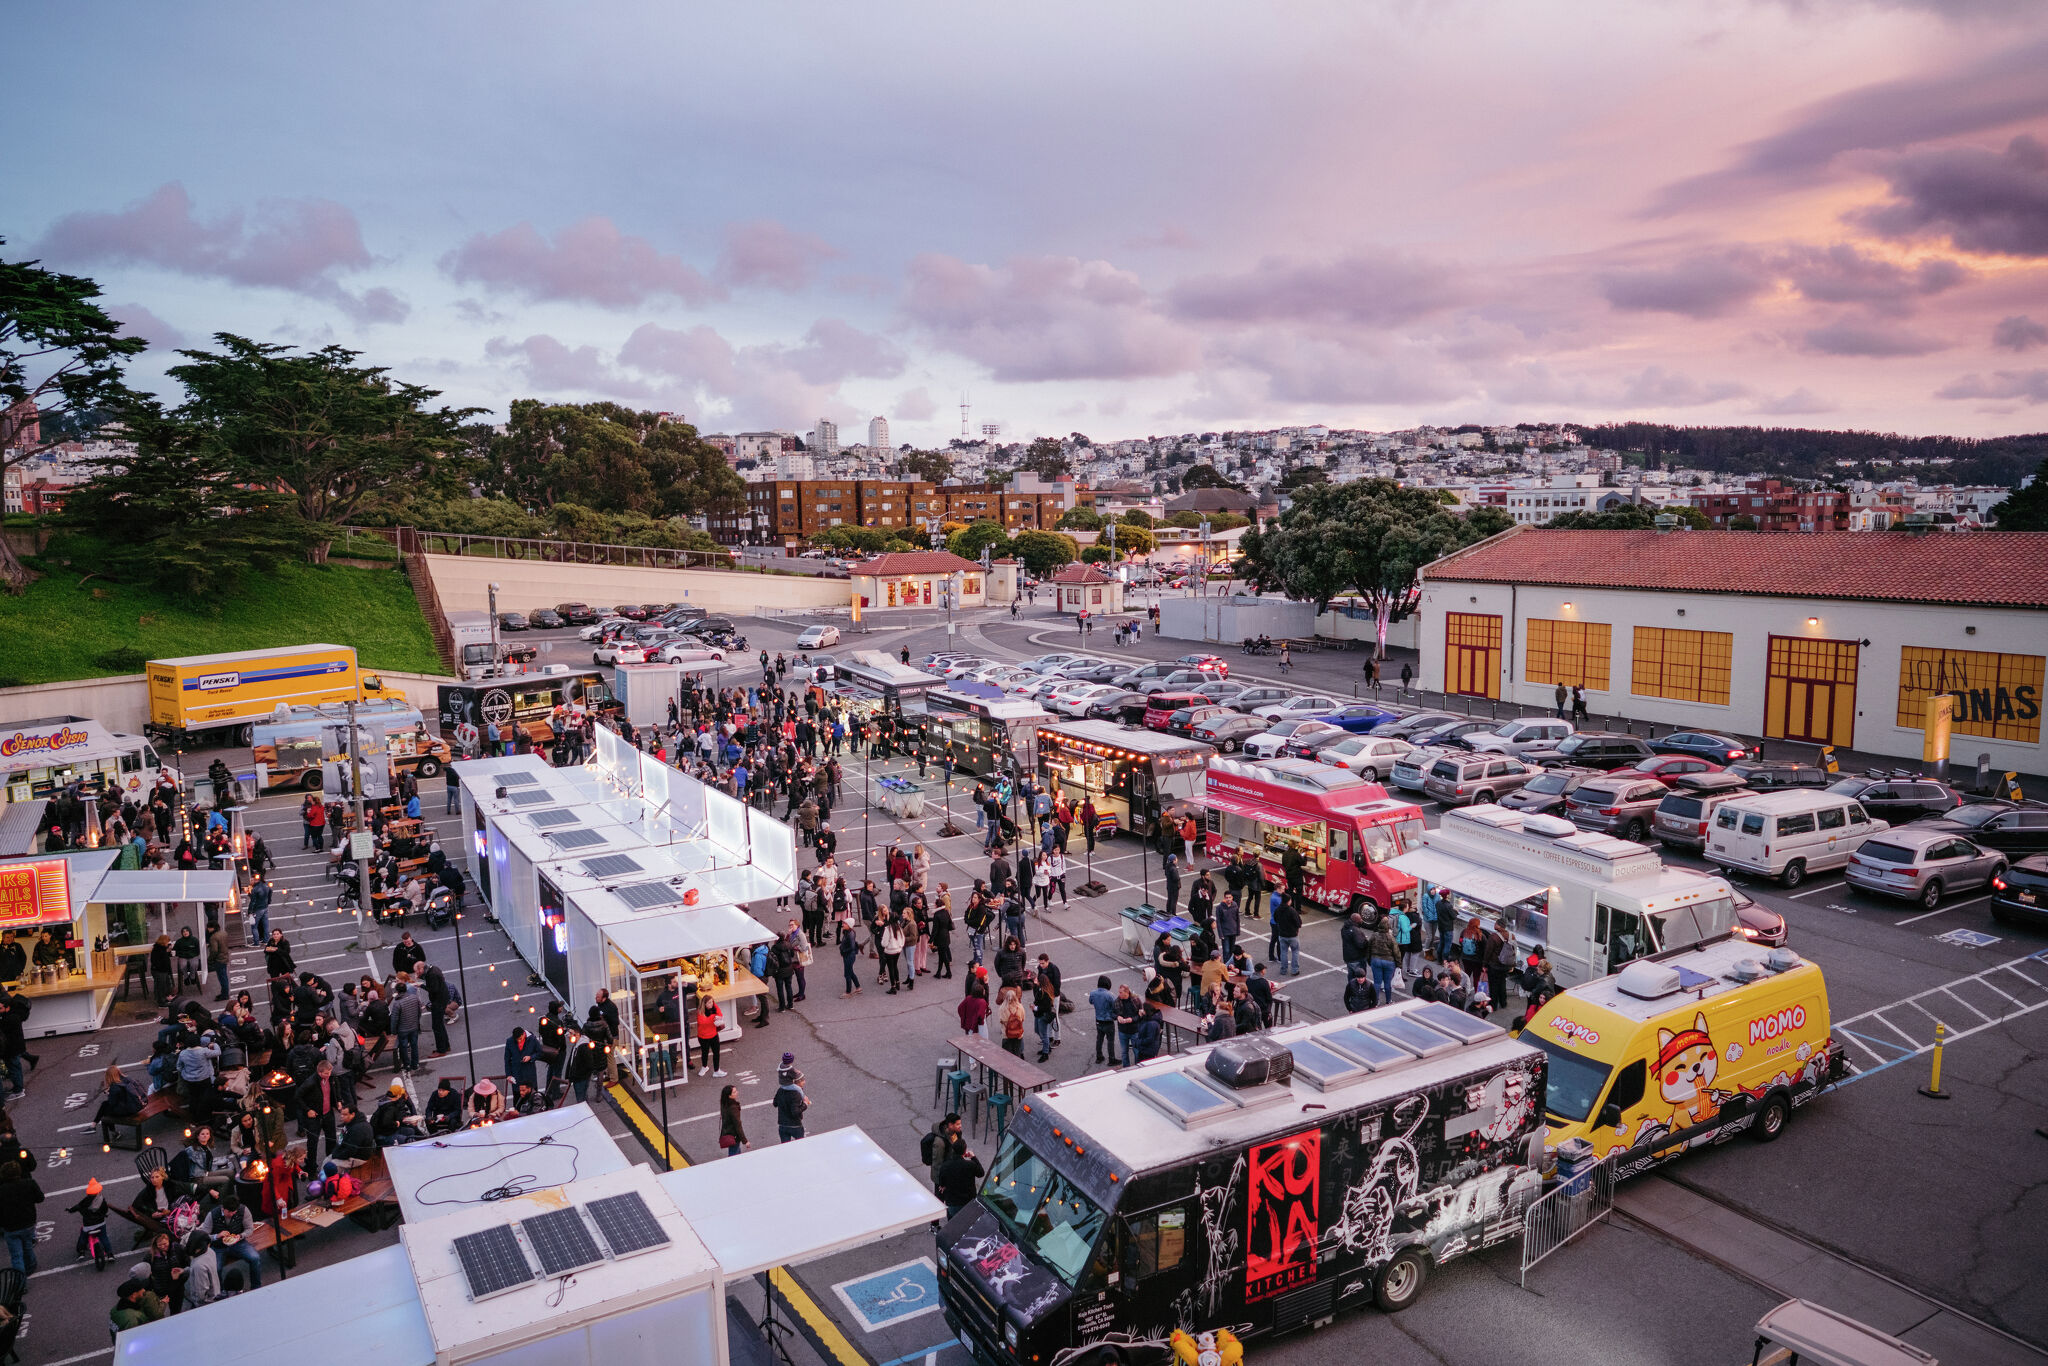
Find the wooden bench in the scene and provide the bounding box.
[101,1090,188,1151]
[245,1153,398,1267]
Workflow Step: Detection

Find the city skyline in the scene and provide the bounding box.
[6,1,2047,443]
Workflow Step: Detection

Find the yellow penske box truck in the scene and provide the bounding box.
[146,645,387,747]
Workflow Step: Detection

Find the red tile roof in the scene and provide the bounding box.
[1051,563,1116,585]
[1424,527,2048,610]
[854,550,982,576]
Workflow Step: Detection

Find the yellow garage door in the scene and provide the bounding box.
[1445,612,1501,699]
[1764,635,1858,749]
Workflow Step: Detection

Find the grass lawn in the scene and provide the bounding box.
[0,550,443,686]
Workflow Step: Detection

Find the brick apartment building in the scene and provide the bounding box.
[710,479,1096,547]
[1688,479,1847,533]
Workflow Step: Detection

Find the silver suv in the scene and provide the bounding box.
[1421,754,1540,806]
[1463,717,1575,757]
[1565,776,1672,843]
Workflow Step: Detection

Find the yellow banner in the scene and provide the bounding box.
[1922,692,1953,763]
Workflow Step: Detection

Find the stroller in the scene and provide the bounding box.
[424,885,457,930]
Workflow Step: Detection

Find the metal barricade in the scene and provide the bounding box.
[1519,1155,1616,1285]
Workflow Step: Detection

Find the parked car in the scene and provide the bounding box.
[581,617,634,642]
[1563,775,1671,842]
[527,608,564,629]
[1909,800,2048,855]
[1251,693,1345,721]
[1174,653,1230,677]
[1283,728,1363,761]
[1723,760,1833,791]
[1053,684,1125,718]
[1461,716,1574,756]
[1390,747,1452,795]
[1650,730,1759,764]
[555,602,598,626]
[1309,702,1403,734]
[1023,653,1088,674]
[497,611,529,631]
[1193,711,1278,754]
[1991,854,2048,927]
[1226,686,1293,714]
[796,624,842,649]
[1728,886,1787,946]
[1379,711,1461,740]
[1823,775,1963,826]
[1156,669,1229,694]
[1421,754,1540,807]
[1245,718,1342,760]
[1051,659,1124,683]
[1085,690,1151,724]
[1166,704,1233,738]
[1499,765,1597,816]
[1707,789,1885,887]
[653,643,727,664]
[1651,772,1751,851]
[1524,731,1659,771]
[613,604,649,621]
[1615,754,1725,782]
[1144,691,1219,730]
[1407,719,1500,751]
[939,658,991,679]
[594,640,651,665]
[1314,734,1414,782]
[1198,679,1250,706]
[1846,829,2007,909]
[676,615,739,638]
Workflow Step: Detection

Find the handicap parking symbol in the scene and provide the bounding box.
[832,1257,942,1332]
[1935,928,2001,948]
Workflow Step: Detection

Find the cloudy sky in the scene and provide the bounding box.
[8,1,2048,444]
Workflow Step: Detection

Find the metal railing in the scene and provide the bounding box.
[1520,1155,1617,1285]
[357,525,741,571]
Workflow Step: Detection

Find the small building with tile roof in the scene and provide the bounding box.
[1049,562,1126,617]
[1414,526,2048,773]
[850,550,987,610]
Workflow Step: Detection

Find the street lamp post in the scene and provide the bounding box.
[345,700,380,950]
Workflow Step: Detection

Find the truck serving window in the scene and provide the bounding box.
[1123,1205,1187,1278]
[1530,1039,1613,1123]
[980,1137,1110,1286]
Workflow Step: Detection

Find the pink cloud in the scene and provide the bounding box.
[1935,368,2048,403]
[103,302,188,350]
[1598,249,1773,319]
[781,317,905,385]
[484,334,654,399]
[893,386,939,421]
[1170,253,1465,328]
[618,322,858,429]
[37,183,405,324]
[442,217,717,308]
[1777,243,1970,315]
[902,253,1199,382]
[1124,226,1198,251]
[714,220,840,291]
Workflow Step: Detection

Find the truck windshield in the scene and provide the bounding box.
[1358,824,1398,863]
[1530,1038,1613,1123]
[980,1136,1110,1286]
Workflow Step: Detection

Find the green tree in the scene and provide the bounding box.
[1023,437,1070,482]
[167,335,480,562]
[1238,480,1514,657]
[1988,460,2048,529]
[810,525,906,556]
[1728,513,1759,531]
[1279,465,1328,492]
[1180,463,1243,491]
[1103,521,1154,557]
[0,241,148,590]
[1544,503,1712,531]
[1118,509,1155,529]
[1079,544,1113,564]
[894,449,954,485]
[1011,529,1079,577]
[58,398,309,598]
[946,519,1012,563]
[1163,510,1202,528]
[478,400,741,519]
[1056,505,1105,531]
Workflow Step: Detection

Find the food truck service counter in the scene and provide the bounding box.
[920,684,1047,779]
[1036,720,1212,838]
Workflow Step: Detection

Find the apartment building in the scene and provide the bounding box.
[709,477,1097,547]
[1688,479,1847,532]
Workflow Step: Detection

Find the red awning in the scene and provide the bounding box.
[1204,789,1306,827]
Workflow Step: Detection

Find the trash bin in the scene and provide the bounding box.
[1119,904,1161,956]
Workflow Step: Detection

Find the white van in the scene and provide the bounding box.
[1705,789,1886,887]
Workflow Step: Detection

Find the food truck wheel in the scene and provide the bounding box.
[1753,1090,1791,1142]
[1350,894,1380,919]
[1778,859,1806,888]
[1374,1247,1429,1311]
[416,758,443,779]
[235,723,256,747]
[299,770,325,791]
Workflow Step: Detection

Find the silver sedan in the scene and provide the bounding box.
[1846,828,2008,909]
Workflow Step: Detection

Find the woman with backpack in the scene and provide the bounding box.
[995,986,1028,1059]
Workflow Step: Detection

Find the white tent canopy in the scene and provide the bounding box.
[657,1127,945,1277]
[385,1104,627,1226]
[1385,847,1551,909]
[604,903,773,968]
[91,870,240,905]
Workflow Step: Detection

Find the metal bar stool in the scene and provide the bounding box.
[946,1068,972,1114]
[986,1091,1012,1140]
[932,1058,958,1110]
[960,1080,987,1134]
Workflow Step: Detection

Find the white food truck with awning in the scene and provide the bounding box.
[1384,805,1740,988]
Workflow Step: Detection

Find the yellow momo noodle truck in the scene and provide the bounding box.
[147,645,388,747]
[1524,937,1845,1181]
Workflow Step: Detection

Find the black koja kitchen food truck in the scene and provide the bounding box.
[939,1000,1548,1365]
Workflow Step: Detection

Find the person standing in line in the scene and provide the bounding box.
[1368,916,1399,1005]
[839,920,862,997]
[1571,685,1589,726]
[1269,892,1301,977]
[930,889,955,979]
[301,793,325,851]
[445,763,462,815]
[773,1053,808,1143]
[696,995,727,1077]
[1080,798,1098,856]
[995,986,1027,1058]
[1088,975,1116,1065]
[718,1084,747,1157]
[1162,850,1182,920]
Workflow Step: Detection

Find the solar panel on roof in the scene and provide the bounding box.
[504,788,554,806]
[1363,1013,1463,1058]
[521,1208,606,1277]
[453,1225,535,1301]
[498,773,541,787]
[615,882,683,910]
[1130,1070,1237,1127]
[580,854,644,879]
[586,1192,671,1258]
[1286,1039,1370,1091]
[1318,1026,1416,1072]
[528,809,582,828]
[1406,1001,1507,1044]
[546,828,609,850]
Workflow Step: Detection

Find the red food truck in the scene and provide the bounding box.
[1203,756,1426,916]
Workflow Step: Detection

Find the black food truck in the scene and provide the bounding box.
[436,672,618,752]
[939,999,1548,1365]
[1036,720,1210,840]
[919,683,1051,780]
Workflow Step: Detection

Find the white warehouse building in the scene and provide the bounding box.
[1415,527,2048,776]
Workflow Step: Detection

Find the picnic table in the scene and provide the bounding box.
[954,1034,1054,1098]
[1156,1005,1206,1053]
[245,1152,399,1267]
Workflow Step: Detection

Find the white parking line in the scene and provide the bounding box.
[1898,893,1992,926]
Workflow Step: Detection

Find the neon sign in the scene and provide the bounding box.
[0,860,71,927]
[0,727,90,760]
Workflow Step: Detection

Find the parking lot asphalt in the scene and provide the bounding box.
[13,602,2043,1365]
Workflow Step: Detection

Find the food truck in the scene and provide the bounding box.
[437,672,618,752]
[1036,720,1211,839]
[1387,805,1741,989]
[830,651,944,723]
[3,717,166,808]
[146,644,387,746]
[919,684,1049,780]
[939,1000,1549,1362]
[1525,938,1843,1179]
[250,702,446,792]
[1202,757,1426,917]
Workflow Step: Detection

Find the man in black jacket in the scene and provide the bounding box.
[295,1059,353,1169]
[331,1100,377,1167]
[1269,895,1303,977]
[934,1143,984,1218]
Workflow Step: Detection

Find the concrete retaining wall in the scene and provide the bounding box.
[0,669,459,735]
[423,554,851,615]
